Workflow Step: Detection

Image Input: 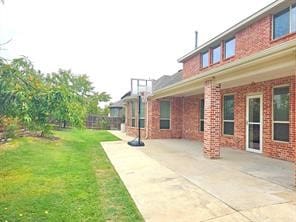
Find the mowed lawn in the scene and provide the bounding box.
[0,129,143,221]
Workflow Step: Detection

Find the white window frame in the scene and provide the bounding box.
[272,4,296,40]
[200,98,204,132]
[139,102,145,129]
[224,37,236,59]
[201,51,209,68]
[160,100,171,130]
[223,94,235,136]
[131,101,136,128]
[212,45,221,64]
[246,94,263,154]
[272,85,290,143]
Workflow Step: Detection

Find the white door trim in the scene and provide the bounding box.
[246,94,263,154]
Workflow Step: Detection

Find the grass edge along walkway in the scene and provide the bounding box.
[0,129,144,222]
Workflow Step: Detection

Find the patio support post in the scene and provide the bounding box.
[294,74,296,186]
[203,79,221,159]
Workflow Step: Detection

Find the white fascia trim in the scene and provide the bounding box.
[153,38,296,98]
[177,0,286,63]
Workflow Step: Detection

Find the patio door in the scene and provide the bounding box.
[246,95,263,153]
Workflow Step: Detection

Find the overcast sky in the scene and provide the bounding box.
[0,0,274,101]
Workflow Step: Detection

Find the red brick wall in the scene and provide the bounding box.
[147,97,183,139]
[182,15,296,79]
[203,80,221,159]
[221,75,296,161]
[125,76,295,162]
[182,95,204,140]
[126,127,147,139]
[125,100,147,139]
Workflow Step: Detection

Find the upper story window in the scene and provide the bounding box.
[201,51,209,68]
[212,45,221,64]
[224,38,236,59]
[273,5,296,39]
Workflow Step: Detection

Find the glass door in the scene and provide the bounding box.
[246,95,262,153]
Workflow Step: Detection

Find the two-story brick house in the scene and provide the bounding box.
[124,0,296,170]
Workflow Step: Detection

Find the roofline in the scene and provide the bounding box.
[153,38,296,99]
[177,0,285,63]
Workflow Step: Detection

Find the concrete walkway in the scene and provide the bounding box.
[102,131,296,222]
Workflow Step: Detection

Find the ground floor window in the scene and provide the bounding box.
[131,101,136,127]
[139,102,145,128]
[223,95,234,135]
[200,99,204,132]
[273,86,289,142]
[160,100,170,129]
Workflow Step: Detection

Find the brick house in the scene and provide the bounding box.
[123,0,296,172]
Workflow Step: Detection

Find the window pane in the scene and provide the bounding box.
[274,123,289,142]
[200,120,204,132]
[110,108,119,117]
[225,38,235,58]
[139,102,145,118]
[212,46,221,64]
[131,102,136,117]
[291,5,296,32]
[224,122,234,135]
[200,99,204,119]
[224,95,234,120]
[160,120,170,129]
[202,52,209,68]
[160,101,170,119]
[248,124,260,150]
[132,119,135,127]
[139,119,145,128]
[248,98,260,123]
[273,8,290,39]
[273,87,289,121]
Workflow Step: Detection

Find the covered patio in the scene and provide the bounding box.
[104,131,296,221]
[143,139,295,190]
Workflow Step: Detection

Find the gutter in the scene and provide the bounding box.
[177,0,286,63]
[152,38,296,99]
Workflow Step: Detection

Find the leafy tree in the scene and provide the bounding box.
[0,57,51,135]
[86,92,111,115]
[0,57,112,136]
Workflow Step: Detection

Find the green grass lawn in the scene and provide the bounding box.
[0,129,143,222]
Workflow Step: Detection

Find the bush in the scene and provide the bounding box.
[4,124,17,139]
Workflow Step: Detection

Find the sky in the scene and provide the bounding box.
[0,0,274,102]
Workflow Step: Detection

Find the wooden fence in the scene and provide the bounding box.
[86,115,123,130]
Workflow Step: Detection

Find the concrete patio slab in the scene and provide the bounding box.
[104,131,296,222]
[102,141,237,222]
[241,201,296,222]
[139,139,296,212]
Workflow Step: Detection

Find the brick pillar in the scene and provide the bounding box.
[294,75,296,186]
[203,79,221,159]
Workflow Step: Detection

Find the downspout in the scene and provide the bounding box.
[182,96,184,138]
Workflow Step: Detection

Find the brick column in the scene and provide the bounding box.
[203,79,221,159]
[294,75,296,186]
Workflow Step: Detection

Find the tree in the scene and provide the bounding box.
[0,57,112,136]
[0,57,53,136]
[86,92,111,115]
[46,69,91,128]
